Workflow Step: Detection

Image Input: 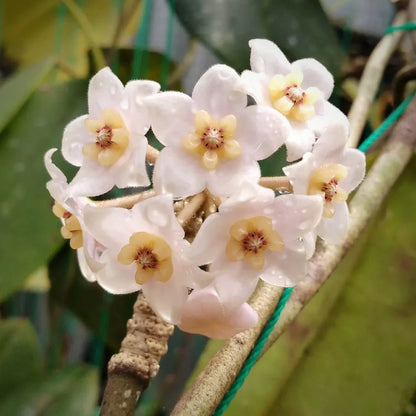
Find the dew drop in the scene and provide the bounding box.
[110,86,117,95]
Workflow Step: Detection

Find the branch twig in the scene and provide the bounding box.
[347,10,407,147]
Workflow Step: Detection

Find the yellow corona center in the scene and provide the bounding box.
[225,216,284,270]
[52,202,83,249]
[307,164,349,218]
[268,71,321,121]
[117,232,173,285]
[182,110,242,170]
[83,108,129,166]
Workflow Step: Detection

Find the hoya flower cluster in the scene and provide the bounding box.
[45,39,365,339]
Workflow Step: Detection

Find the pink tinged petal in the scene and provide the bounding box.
[179,286,258,339]
[291,58,334,100]
[83,205,133,250]
[112,134,150,188]
[88,67,125,118]
[152,147,206,199]
[67,160,115,198]
[62,115,90,166]
[96,260,140,294]
[189,213,228,265]
[142,277,189,324]
[283,153,315,194]
[261,249,307,287]
[241,70,272,106]
[125,80,160,134]
[317,201,349,244]
[146,92,195,148]
[236,105,289,160]
[213,261,259,313]
[207,157,261,198]
[192,64,247,118]
[285,123,316,162]
[338,149,366,192]
[249,39,291,76]
[272,194,323,245]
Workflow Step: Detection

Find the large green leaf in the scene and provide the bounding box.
[173,0,344,76]
[0,318,43,396]
[0,58,55,134]
[0,79,87,301]
[0,365,98,416]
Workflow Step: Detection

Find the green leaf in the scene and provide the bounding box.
[0,318,42,397]
[0,79,87,301]
[49,245,136,351]
[173,0,344,76]
[0,365,98,416]
[0,58,55,134]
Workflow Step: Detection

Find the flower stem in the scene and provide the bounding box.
[146,145,159,164]
[259,176,292,191]
[347,10,407,148]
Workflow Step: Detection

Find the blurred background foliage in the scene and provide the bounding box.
[0,0,415,415]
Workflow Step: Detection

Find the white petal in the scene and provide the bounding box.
[190,213,228,265]
[338,149,366,192]
[261,249,307,286]
[95,260,140,294]
[146,92,195,148]
[83,205,133,250]
[213,260,259,312]
[45,148,66,182]
[291,58,334,100]
[88,67,125,118]
[241,70,272,106]
[285,122,316,162]
[273,194,323,244]
[179,286,258,339]
[249,39,291,76]
[152,147,206,198]
[309,101,349,138]
[113,134,150,188]
[317,201,349,244]
[207,157,261,197]
[192,64,247,118]
[142,277,188,324]
[237,105,289,160]
[312,121,349,164]
[283,153,314,194]
[68,160,115,197]
[62,115,90,167]
[125,80,160,134]
[77,248,97,282]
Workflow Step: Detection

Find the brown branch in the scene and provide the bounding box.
[347,10,407,147]
[100,294,174,416]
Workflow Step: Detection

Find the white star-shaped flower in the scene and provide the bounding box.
[189,183,322,310]
[83,194,212,324]
[62,67,160,197]
[242,39,349,161]
[146,64,290,198]
[284,121,366,244]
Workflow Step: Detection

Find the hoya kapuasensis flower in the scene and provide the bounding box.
[44,149,104,281]
[179,285,258,339]
[283,121,366,244]
[62,67,160,197]
[145,64,290,198]
[83,194,212,324]
[189,182,322,310]
[242,39,349,162]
